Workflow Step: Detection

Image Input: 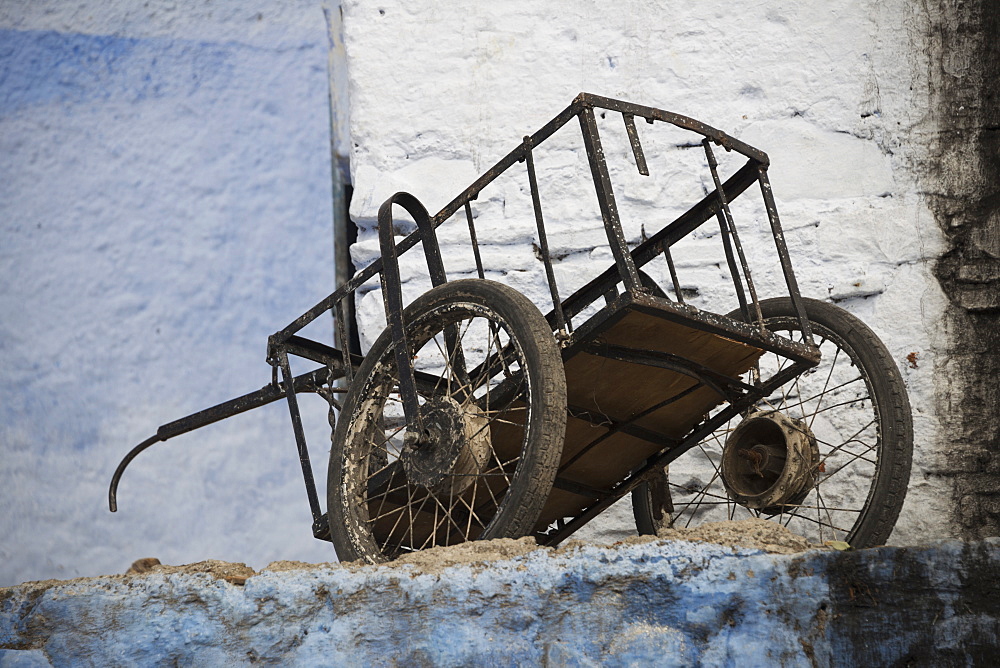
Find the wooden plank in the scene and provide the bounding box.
[534,306,764,532]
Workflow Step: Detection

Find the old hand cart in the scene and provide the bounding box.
[110,94,913,564]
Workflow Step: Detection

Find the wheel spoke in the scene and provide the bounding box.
[780,508,853,536]
[677,469,724,527]
[379,484,414,553]
[778,375,865,418]
[815,419,877,467]
[819,445,879,482]
[808,347,840,429]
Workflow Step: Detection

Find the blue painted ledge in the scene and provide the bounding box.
[2,537,998,666]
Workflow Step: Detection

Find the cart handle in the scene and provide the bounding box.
[375,191,451,436]
[108,366,330,512]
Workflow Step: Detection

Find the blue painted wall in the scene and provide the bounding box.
[0,3,343,586]
[3,539,998,665]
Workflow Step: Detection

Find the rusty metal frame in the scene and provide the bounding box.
[110,93,820,547]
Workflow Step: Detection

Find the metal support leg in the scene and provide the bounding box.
[524,137,568,333]
[757,167,814,344]
[277,350,323,523]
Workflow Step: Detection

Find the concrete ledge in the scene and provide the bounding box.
[2,538,999,666]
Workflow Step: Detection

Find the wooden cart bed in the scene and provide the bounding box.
[532,300,765,530]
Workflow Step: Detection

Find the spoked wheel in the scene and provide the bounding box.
[328,279,567,563]
[633,297,912,548]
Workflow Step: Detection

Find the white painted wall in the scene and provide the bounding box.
[0,0,955,588]
[341,0,952,544]
[0,1,347,586]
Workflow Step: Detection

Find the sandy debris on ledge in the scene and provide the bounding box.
[124,558,257,585]
[5,559,261,593]
[4,518,824,591]
[387,537,544,573]
[389,518,822,573]
[621,517,823,555]
[262,560,338,573]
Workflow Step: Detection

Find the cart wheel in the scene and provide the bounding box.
[328,279,567,563]
[632,297,913,548]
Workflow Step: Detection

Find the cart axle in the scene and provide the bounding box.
[720,410,820,514]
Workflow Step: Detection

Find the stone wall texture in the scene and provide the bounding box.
[2,539,999,665]
[919,0,1000,540]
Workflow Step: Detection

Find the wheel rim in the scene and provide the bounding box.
[340,301,537,559]
[667,316,884,544]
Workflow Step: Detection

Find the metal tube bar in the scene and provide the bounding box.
[567,404,682,449]
[464,201,485,279]
[552,477,612,500]
[757,166,814,344]
[334,300,354,387]
[524,138,567,333]
[640,224,682,303]
[160,366,331,443]
[578,92,770,165]
[578,107,642,294]
[714,206,751,320]
[663,243,684,303]
[585,341,758,399]
[277,351,323,523]
[703,139,761,325]
[376,196,423,431]
[543,402,746,546]
[409,201,449,289]
[555,161,760,325]
[274,95,770,345]
[557,383,703,475]
[405,192,471,387]
[108,435,159,512]
[541,358,812,546]
[622,113,649,176]
[432,97,584,226]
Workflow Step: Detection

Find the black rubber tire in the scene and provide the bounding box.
[632,467,672,536]
[632,296,913,548]
[328,279,567,563]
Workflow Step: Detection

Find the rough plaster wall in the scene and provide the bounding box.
[3,540,1000,665]
[341,1,953,544]
[0,1,344,587]
[920,1,1000,538]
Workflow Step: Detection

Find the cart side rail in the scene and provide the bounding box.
[268,93,778,349]
[265,91,816,462]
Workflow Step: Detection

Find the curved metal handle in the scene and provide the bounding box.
[108,366,330,512]
[376,191,444,435]
[108,435,162,512]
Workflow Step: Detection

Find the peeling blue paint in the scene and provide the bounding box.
[2,540,998,665]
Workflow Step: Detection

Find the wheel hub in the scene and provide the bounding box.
[399,396,490,496]
[720,410,820,514]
